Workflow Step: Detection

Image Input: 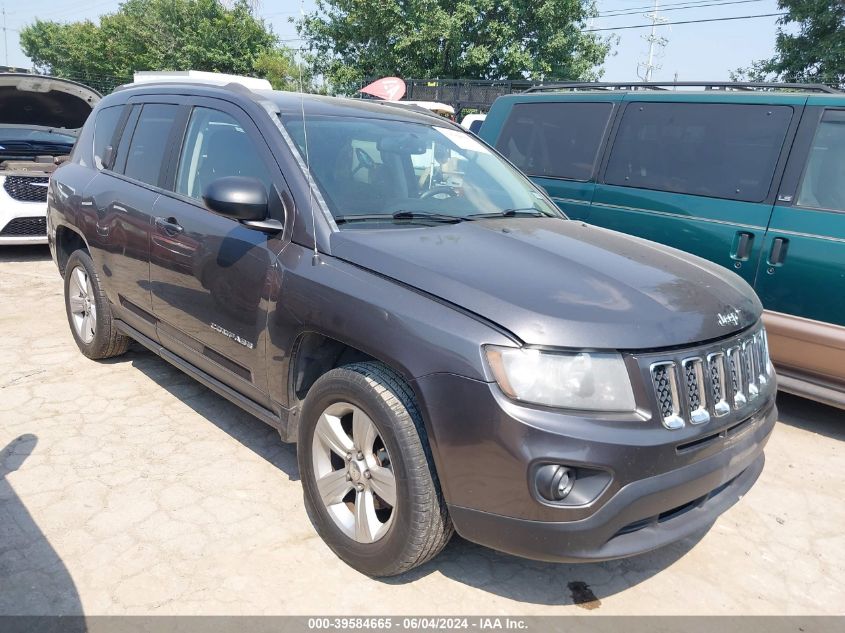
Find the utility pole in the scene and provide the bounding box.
[637,0,668,82]
[2,5,7,67]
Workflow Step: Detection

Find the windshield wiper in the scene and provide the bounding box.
[333,214,393,225]
[467,207,547,219]
[391,211,467,223]
[334,212,468,225]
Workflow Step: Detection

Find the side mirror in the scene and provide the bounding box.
[202,176,268,222]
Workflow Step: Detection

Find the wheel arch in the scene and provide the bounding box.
[284,330,435,448]
[54,225,90,276]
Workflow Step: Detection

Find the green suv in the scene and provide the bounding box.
[481,81,845,409]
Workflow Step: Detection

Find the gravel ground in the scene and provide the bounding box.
[1,245,843,616]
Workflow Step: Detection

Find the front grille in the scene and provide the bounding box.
[649,327,771,430]
[653,364,675,418]
[0,216,47,236]
[3,176,49,202]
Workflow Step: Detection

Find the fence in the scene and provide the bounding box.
[361,78,544,111]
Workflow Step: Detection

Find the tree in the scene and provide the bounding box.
[734,1,845,87]
[254,48,316,92]
[19,0,304,93]
[298,0,613,93]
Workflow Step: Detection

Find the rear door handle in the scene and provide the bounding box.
[768,237,789,266]
[155,216,183,235]
[731,231,754,261]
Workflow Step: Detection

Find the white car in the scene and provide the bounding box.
[0,74,99,245]
[460,113,486,134]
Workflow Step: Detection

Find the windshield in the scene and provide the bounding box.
[0,126,76,145]
[282,115,564,227]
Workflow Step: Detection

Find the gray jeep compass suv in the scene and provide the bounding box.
[47,80,777,576]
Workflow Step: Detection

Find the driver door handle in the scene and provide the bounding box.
[155,216,183,235]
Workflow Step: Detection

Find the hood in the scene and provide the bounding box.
[0,74,100,130]
[331,218,762,350]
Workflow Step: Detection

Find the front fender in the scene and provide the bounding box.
[266,243,514,408]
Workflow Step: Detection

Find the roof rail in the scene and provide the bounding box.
[113,79,257,95]
[522,81,841,95]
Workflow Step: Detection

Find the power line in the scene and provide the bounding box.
[585,11,786,32]
[281,11,787,47]
[597,0,768,17]
[267,1,772,24]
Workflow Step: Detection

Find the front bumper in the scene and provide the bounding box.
[0,173,49,245]
[413,371,776,563]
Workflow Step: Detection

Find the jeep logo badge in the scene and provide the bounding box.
[717,310,740,327]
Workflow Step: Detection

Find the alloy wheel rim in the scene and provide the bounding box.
[68,266,96,344]
[311,402,396,543]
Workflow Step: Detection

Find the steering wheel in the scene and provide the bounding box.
[420,185,458,200]
[351,147,376,175]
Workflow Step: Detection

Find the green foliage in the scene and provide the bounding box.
[734,1,845,87]
[20,0,302,93]
[254,48,316,92]
[298,0,613,94]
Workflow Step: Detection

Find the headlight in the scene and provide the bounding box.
[485,346,636,411]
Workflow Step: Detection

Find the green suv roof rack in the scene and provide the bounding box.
[522,81,841,94]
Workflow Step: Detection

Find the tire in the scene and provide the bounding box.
[63,250,130,360]
[298,361,453,577]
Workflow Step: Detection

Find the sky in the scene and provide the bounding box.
[1,0,785,83]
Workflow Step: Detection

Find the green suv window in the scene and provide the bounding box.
[605,102,793,203]
[797,111,845,212]
[495,102,613,181]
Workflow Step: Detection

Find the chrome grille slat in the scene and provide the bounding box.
[649,327,770,430]
[743,339,759,400]
[706,352,731,417]
[650,361,685,430]
[727,346,747,409]
[681,358,710,425]
[754,330,770,388]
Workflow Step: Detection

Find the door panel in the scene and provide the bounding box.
[755,207,845,326]
[85,173,158,340]
[150,195,278,400]
[589,187,771,285]
[590,99,798,286]
[755,208,845,385]
[530,176,594,221]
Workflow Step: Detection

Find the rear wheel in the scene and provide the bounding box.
[298,362,452,576]
[63,250,130,359]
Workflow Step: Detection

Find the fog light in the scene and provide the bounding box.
[536,465,576,501]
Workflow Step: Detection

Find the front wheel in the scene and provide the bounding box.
[298,362,452,576]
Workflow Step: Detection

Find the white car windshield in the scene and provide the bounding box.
[0,127,76,145]
[282,115,563,227]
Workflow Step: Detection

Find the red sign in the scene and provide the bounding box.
[360,77,406,101]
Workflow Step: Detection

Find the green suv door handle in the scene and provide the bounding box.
[731,231,755,261]
[767,237,789,266]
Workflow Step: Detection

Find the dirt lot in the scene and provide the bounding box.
[1,245,843,616]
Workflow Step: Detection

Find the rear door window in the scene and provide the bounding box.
[605,102,793,202]
[796,110,845,212]
[123,104,180,187]
[92,105,124,170]
[495,102,614,181]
